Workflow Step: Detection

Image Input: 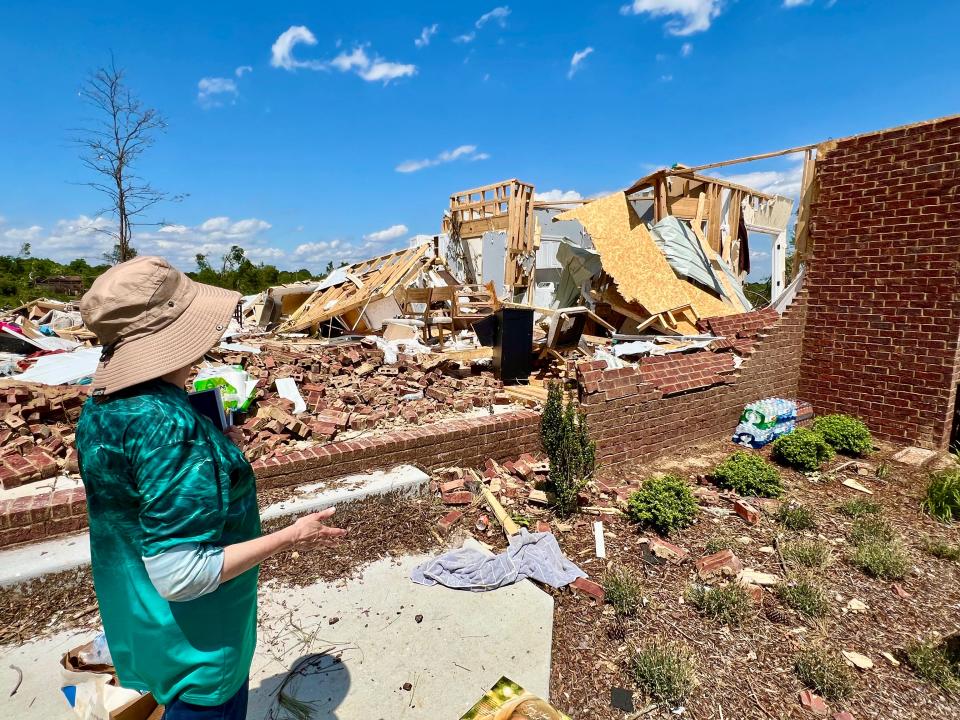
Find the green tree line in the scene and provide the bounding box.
[0,245,338,308]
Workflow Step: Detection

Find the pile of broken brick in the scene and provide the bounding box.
[426,452,787,607]
[211,339,506,461]
[0,384,84,490]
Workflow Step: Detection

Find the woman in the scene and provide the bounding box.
[76,256,346,720]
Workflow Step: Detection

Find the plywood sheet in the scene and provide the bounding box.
[557,193,690,315]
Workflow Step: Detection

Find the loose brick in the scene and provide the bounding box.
[571,577,604,602]
[733,500,760,525]
[438,510,463,531]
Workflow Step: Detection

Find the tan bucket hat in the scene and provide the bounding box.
[80,256,241,396]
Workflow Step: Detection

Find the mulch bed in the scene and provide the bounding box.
[0,492,446,645]
[537,440,960,719]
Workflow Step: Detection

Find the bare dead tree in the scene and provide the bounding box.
[75,56,181,264]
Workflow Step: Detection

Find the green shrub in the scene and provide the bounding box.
[541,383,596,517]
[626,475,698,536]
[781,539,833,569]
[685,583,753,626]
[704,535,735,555]
[603,565,645,618]
[923,539,960,562]
[924,469,960,523]
[848,515,895,546]
[775,502,816,531]
[837,498,881,518]
[630,640,697,705]
[776,577,828,618]
[904,639,960,694]
[851,539,909,580]
[771,428,835,471]
[794,647,855,701]
[712,451,783,498]
[812,414,873,456]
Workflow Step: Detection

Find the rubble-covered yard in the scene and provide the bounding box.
[429,438,960,719]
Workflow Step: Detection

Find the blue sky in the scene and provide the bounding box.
[1,1,958,280]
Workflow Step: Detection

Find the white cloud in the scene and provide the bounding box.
[235,65,253,77]
[197,77,239,108]
[750,250,771,260]
[415,24,439,48]
[363,224,409,242]
[3,225,43,242]
[681,42,693,56]
[783,0,813,6]
[620,0,724,36]
[270,25,326,71]
[535,189,583,202]
[660,73,674,82]
[454,32,477,44]
[270,28,417,85]
[567,46,594,79]
[395,144,490,173]
[476,6,511,29]
[719,158,805,199]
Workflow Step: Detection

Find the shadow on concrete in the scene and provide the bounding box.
[250,652,350,720]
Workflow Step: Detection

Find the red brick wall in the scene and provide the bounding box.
[0,409,541,549]
[799,116,960,448]
[580,293,809,465]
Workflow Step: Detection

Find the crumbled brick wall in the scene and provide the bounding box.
[799,116,960,448]
[579,294,808,465]
[0,409,541,549]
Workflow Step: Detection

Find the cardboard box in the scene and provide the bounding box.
[60,642,163,720]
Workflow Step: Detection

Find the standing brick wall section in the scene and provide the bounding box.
[0,409,541,549]
[799,116,960,449]
[579,292,808,466]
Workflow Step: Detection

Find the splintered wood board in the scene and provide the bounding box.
[558,193,690,315]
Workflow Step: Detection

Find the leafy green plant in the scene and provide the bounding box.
[923,539,960,562]
[685,583,754,626]
[848,515,895,545]
[775,502,816,531]
[812,414,873,456]
[603,565,645,619]
[541,383,596,517]
[626,475,698,536]
[630,640,697,706]
[924,469,960,523]
[712,451,783,498]
[794,647,855,701]
[904,639,960,694]
[776,577,828,618]
[851,539,909,579]
[781,539,833,569]
[837,498,881,518]
[771,428,835,472]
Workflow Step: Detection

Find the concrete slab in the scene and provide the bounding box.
[250,546,554,720]
[1,546,554,720]
[0,465,430,588]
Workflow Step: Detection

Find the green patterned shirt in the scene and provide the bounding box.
[77,379,260,706]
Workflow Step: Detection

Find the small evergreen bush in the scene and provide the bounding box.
[924,469,960,523]
[837,498,881,518]
[626,475,698,536]
[851,539,909,580]
[603,565,645,619]
[631,640,697,706]
[712,451,783,498]
[685,583,754,626]
[812,414,873,456]
[776,576,829,618]
[781,539,833,569]
[771,428,834,471]
[794,647,855,701]
[775,502,817,531]
[541,383,596,517]
[848,515,895,546]
[904,639,960,694]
